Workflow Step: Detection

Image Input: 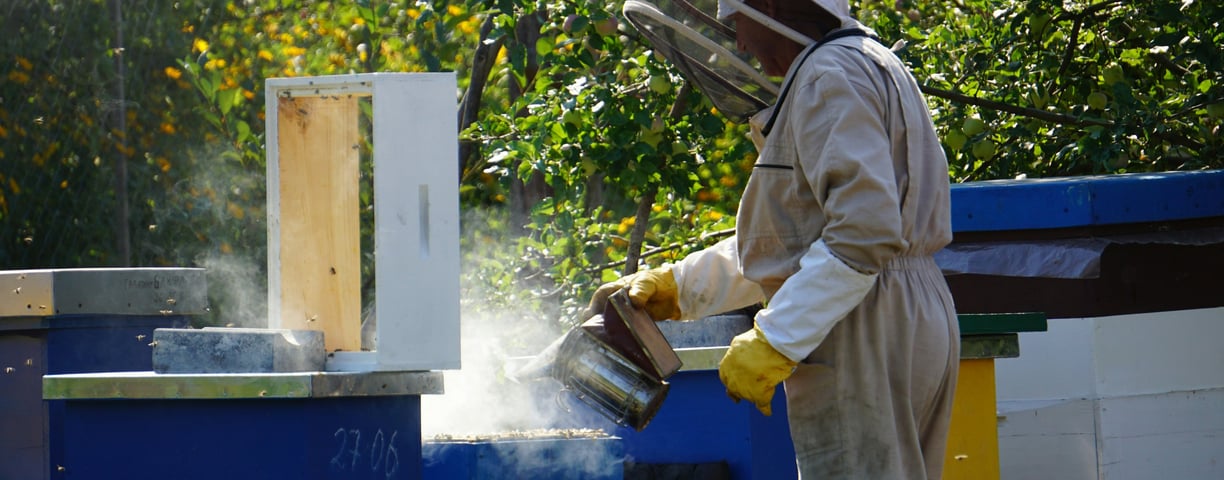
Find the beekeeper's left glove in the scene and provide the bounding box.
[581,265,681,322]
[718,324,797,416]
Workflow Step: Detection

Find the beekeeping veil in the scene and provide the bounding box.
[622,0,872,124]
[621,0,780,123]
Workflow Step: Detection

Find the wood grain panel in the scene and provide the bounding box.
[274,95,360,352]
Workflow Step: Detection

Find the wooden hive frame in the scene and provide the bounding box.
[264,73,459,371]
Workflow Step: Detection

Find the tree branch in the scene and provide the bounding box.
[589,228,734,274]
[919,84,1107,127]
[459,16,505,182]
[623,82,692,275]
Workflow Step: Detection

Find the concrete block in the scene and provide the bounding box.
[152,327,325,373]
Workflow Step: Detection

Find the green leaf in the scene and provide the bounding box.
[235,120,252,144]
[218,88,238,115]
[536,36,553,57]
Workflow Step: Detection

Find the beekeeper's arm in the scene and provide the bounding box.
[584,237,765,321]
[721,67,906,413]
[756,67,905,361]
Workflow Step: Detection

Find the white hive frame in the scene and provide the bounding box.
[264,73,460,371]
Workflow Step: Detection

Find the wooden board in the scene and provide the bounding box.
[274,95,361,352]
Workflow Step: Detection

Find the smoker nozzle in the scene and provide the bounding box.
[505,334,566,384]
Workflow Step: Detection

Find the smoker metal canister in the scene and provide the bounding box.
[552,326,670,431]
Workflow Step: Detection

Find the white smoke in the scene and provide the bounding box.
[196,252,267,328]
[417,209,621,476]
[419,301,611,438]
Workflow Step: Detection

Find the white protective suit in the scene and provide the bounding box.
[669,1,959,478]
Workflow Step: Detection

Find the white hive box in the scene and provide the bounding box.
[994,307,1224,479]
[264,73,460,371]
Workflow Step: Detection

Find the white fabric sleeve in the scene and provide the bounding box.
[755,239,877,362]
[671,237,767,320]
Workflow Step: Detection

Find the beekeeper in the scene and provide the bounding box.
[586,0,959,477]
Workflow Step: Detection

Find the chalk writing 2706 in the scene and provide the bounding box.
[330,428,400,479]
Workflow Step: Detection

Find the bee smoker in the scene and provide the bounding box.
[548,289,683,431]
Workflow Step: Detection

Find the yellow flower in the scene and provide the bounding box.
[193,38,210,53]
[616,217,636,234]
[7,71,29,85]
[160,122,176,135]
[220,242,233,254]
[447,4,463,16]
[0,124,7,138]
[407,8,420,19]
[60,180,68,189]
[164,66,182,80]
[16,56,32,70]
[242,89,255,100]
[157,157,171,173]
[227,202,245,220]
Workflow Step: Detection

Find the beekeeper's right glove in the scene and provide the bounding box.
[582,265,681,322]
[718,324,797,416]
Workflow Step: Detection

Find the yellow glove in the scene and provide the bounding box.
[582,265,681,321]
[718,324,797,416]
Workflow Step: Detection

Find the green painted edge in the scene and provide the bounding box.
[960,333,1020,359]
[43,372,312,400]
[43,371,446,400]
[958,312,1047,335]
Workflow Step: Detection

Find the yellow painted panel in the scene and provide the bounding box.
[275,96,361,352]
[944,358,1000,480]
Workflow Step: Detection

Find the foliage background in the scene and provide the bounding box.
[1,0,1220,331]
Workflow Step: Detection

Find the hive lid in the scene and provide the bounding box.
[0,268,209,318]
[583,289,682,381]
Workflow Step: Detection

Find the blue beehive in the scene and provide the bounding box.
[0,268,207,480]
[423,435,624,480]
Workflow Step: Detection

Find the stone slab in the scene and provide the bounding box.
[152,327,324,373]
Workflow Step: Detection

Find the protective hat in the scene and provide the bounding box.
[717,0,849,21]
[716,0,857,45]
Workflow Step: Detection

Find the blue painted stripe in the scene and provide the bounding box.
[950,170,1224,232]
